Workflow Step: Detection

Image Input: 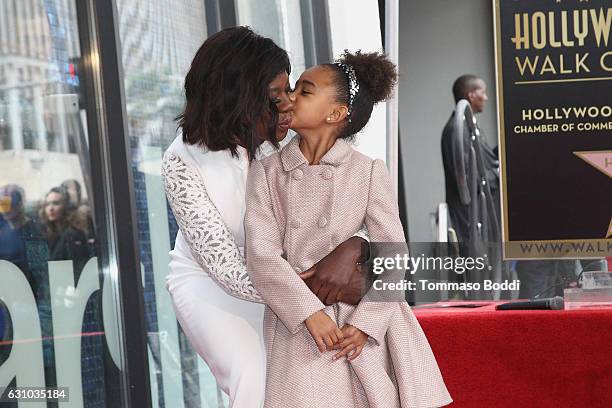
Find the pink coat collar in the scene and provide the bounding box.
[280,136,353,171]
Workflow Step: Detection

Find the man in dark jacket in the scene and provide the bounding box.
[441,75,500,250]
[441,76,503,299]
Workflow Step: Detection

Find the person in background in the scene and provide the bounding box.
[441,74,499,248]
[441,75,502,299]
[60,179,94,245]
[441,76,574,300]
[1,184,48,363]
[0,184,48,287]
[0,184,52,389]
[39,186,89,277]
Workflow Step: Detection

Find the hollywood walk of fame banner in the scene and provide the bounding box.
[494,0,612,259]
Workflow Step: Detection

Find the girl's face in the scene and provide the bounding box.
[289,66,347,133]
[268,71,294,141]
[45,192,65,222]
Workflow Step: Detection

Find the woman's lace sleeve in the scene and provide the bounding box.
[161,151,263,303]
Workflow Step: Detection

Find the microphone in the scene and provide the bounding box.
[495,296,564,311]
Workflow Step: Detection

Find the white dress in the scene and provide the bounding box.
[162,135,265,408]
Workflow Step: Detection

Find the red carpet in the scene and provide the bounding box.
[413,303,612,407]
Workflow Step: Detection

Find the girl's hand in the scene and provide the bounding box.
[305,310,344,352]
[332,324,368,361]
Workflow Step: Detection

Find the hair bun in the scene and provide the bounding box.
[338,50,397,104]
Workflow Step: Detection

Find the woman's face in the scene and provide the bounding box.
[45,192,65,222]
[268,71,294,141]
[288,66,343,133]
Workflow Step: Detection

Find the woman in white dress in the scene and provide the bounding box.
[161,27,370,408]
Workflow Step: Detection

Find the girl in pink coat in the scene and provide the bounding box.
[245,51,452,408]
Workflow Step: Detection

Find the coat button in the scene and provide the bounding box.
[292,169,303,180]
[321,169,333,180]
[318,217,328,228]
[290,218,301,229]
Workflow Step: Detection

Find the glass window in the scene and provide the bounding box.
[235,0,307,86]
[114,0,226,406]
[327,0,387,163]
[0,1,126,407]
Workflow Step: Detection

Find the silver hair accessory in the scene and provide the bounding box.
[335,62,359,123]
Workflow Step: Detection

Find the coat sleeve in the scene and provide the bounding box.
[346,159,406,346]
[161,151,263,303]
[245,160,325,334]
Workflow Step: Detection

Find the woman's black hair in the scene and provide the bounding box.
[326,50,397,139]
[176,26,291,160]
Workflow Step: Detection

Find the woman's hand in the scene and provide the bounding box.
[304,310,344,352]
[300,236,370,305]
[332,324,368,361]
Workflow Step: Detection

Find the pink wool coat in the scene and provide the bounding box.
[245,137,452,408]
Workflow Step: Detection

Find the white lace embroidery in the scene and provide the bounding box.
[161,151,264,303]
